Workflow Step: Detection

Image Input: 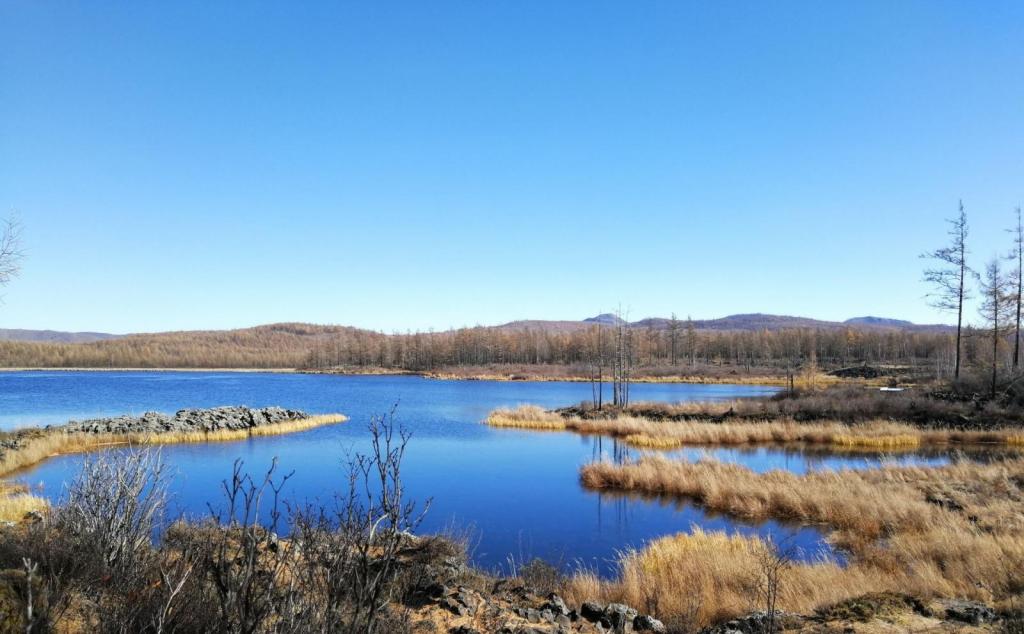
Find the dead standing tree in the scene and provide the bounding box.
[612,308,633,408]
[1008,206,1023,370]
[979,257,1014,399]
[0,215,23,291]
[922,202,971,379]
[589,324,605,410]
[668,313,680,366]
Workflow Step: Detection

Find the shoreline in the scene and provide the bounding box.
[0,366,847,387]
[0,367,299,373]
[0,408,347,520]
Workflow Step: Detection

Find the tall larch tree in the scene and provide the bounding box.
[979,257,1013,398]
[1008,206,1023,370]
[922,202,971,379]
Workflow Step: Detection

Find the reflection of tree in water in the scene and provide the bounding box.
[591,436,635,535]
[590,435,634,465]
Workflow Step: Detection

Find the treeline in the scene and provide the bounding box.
[0,323,353,368]
[303,324,958,375]
[0,320,960,374]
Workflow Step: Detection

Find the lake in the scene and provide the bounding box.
[0,371,975,574]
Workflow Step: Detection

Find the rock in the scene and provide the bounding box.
[59,406,308,436]
[633,615,666,632]
[441,587,482,618]
[941,599,995,625]
[21,510,42,524]
[543,593,570,617]
[708,610,802,634]
[604,603,638,631]
[423,581,449,599]
[580,602,606,622]
[449,627,480,634]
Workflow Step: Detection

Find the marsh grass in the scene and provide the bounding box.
[484,406,567,430]
[487,405,1024,450]
[575,456,1024,627]
[563,529,884,631]
[0,481,47,521]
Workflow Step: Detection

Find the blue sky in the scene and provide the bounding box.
[1,2,1022,333]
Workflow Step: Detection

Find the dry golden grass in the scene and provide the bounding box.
[0,414,347,478]
[563,529,888,631]
[574,456,1024,628]
[0,481,48,521]
[0,492,49,522]
[485,406,567,430]
[487,405,1024,450]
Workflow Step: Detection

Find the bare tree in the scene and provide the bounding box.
[589,324,605,410]
[685,315,697,367]
[611,307,632,407]
[0,215,24,289]
[922,202,971,379]
[668,313,680,366]
[979,257,1014,398]
[1008,206,1023,370]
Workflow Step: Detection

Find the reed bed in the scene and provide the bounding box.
[0,413,347,478]
[484,406,567,430]
[563,529,890,631]
[574,456,1024,627]
[486,405,1024,450]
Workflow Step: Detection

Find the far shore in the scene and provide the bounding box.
[0,366,821,386]
[0,367,299,373]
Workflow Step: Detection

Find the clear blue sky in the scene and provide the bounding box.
[1,2,1021,334]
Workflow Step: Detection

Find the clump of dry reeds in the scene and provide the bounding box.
[563,528,887,631]
[486,405,1024,450]
[485,406,567,430]
[573,455,1024,628]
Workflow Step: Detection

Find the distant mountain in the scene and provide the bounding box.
[844,316,913,328]
[0,329,122,343]
[498,313,955,334]
[583,313,626,326]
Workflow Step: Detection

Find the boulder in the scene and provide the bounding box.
[941,600,996,625]
[580,601,605,622]
[604,603,639,631]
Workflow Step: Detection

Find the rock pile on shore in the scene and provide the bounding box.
[56,406,308,435]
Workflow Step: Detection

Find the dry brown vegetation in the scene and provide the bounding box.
[486,404,1024,450]
[0,319,954,378]
[575,455,1024,629]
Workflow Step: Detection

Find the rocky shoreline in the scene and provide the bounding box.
[56,406,310,435]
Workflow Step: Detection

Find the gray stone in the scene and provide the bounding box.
[544,593,570,617]
[633,615,666,632]
[942,600,996,625]
[58,406,308,436]
[604,603,638,631]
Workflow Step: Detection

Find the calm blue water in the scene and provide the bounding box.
[0,371,962,573]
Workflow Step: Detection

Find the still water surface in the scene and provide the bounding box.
[0,371,975,573]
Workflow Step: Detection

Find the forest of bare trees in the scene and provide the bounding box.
[0,319,963,374]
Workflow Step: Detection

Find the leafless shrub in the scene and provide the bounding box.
[518,558,563,596]
[751,538,795,634]
[290,406,430,634]
[176,458,296,634]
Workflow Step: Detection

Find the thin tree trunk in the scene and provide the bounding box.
[956,255,965,380]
